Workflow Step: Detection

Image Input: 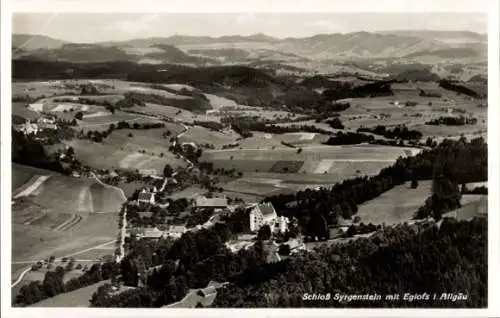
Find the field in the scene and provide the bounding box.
[339,83,487,139]
[12,102,42,121]
[58,128,187,175]
[178,126,239,148]
[11,164,124,285]
[29,280,110,307]
[442,195,487,220]
[213,143,417,200]
[201,144,419,174]
[168,186,206,199]
[355,181,433,225]
[234,131,329,149]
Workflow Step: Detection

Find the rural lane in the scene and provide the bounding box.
[11,239,117,288]
[90,172,127,202]
[89,172,127,263]
[11,268,32,289]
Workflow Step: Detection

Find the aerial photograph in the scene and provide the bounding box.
[10,11,487,308]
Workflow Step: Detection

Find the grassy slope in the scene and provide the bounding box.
[29,280,110,307]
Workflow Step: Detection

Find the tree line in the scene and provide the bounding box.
[324,131,375,145]
[221,116,331,138]
[357,125,423,140]
[439,79,482,98]
[425,116,478,126]
[81,121,166,143]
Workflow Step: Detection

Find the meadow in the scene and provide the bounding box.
[60,133,186,175]
[12,164,123,279]
[201,144,419,174]
[355,180,433,225]
[29,280,110,307]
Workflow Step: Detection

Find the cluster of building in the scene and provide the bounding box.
[136,178,177,205]
[131,225,188,240]
[13,116,58,135]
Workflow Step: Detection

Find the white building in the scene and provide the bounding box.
[164,225,187,239]
[137,189,155,204]
[249,202,289,233]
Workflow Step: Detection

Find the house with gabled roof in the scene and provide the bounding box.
[138,189,155,204]
[195,196,228,209]
[140,227,164,240]
[164,225,187,239]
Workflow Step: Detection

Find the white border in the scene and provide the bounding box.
[11,0,489,13]
[1,0,498,317]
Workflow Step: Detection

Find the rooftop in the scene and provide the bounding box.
[195,196,228,208]
[138,192,154,202]
[257,202,276,216]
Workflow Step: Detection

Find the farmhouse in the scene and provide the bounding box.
[13,122,39,135]
[138,189,155,204]
[195,196,228,209]
[249,202,289,233]
[135,227,163,240]
[37,117,56,124]
[164,225,187,239]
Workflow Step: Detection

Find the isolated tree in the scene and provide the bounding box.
[74,112,83,120]
[297,148,303,154]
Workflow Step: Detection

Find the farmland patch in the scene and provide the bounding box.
[355,181,432,225]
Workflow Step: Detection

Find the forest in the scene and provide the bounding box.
[213,218,486,308]
[439,79,482,98]
[89,216,486,308]
[12,129,66,173]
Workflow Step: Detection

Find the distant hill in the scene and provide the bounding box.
[188,48,251,61]
[13,30,487,64]
[378,30,487,43]
[12,34,68,51]
[394,68,441,82]
[100,33,281,47]
[145,44,219,65]
[404,47,484,59]
[468,74,487,84]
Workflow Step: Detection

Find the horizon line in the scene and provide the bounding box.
[13,29,488,45]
